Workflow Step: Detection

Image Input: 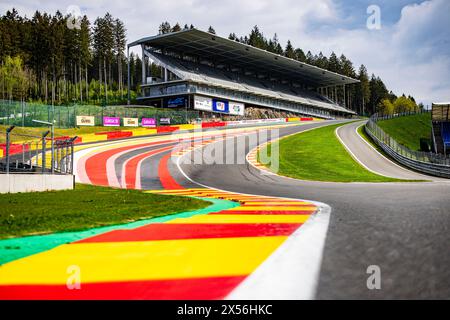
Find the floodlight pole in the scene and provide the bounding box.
[32,119,54,174]
[127,45,131,106]
[41,130,50,173]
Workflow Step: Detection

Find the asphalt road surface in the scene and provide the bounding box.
[178,120,450,299]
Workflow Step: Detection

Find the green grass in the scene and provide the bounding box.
[377,113,431,151]
[259,123,403,182]
[0,184,210,239]
[0,125,126,144]
[357,124,385,154]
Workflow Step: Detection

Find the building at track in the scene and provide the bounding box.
[127,28,359,119]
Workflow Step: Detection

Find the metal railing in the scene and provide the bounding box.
[365,112,450,178]
[0,100,200,128]
[0,126,76,175]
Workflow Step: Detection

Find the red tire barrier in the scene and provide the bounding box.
[0,143,30,156]
[156,126,180,133]
[201,122,226,128]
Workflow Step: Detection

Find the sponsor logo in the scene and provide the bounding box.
[142,118,156,127]
[76,116,95,126]
[212,99,229,113]
[103,116,120,126]
[160,118,171,125]
[166,96,186,108]
[123,118,138,127]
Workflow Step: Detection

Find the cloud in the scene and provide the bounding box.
[1,0,448,104]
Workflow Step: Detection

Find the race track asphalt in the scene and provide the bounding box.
[7,120,447,299]
[179,120,450,299]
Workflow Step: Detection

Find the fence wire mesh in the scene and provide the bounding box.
[366,112,450,166]
[0,127,75,174]
[0,100,200,128]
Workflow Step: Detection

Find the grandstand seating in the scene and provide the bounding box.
[150,52,352,115]
[442,122,450,148]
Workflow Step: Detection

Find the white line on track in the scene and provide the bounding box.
[334,123,395,178]
[354,123,428,174]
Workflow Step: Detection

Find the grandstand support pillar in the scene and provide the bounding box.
[141,45,146,86]
[127,46,130,105]
[334,86,338,104]
[164,67,168,82]
[343,84,346,109]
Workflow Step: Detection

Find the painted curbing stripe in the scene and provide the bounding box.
[75,223,302,243]
[0,236,287,285]
[0,276,246,300]
[226,204,331,300]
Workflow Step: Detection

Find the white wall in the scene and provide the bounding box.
[0,174,74,194]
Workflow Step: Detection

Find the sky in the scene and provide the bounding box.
[1,0,449,106]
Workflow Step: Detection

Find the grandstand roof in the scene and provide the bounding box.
[129,29,359,87]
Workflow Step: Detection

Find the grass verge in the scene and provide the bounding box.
[377,113,431,151]
[0,184,210,239]
[357,124,385,154]
[259,123,404,182]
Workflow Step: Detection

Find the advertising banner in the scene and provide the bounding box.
[229,101,245,116]
[159,118,171,125]
[103,116,120,127]
[76,115,95,126]
[123,118,139,127]
[226,118,286,126]
[165,96,186,108]
[141,118,156,127]
[212,99,229,113]
[194,95,213,111]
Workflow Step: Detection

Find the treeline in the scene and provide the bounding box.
[378,95,421,115]
[0,10,421,114]
[0,9,144,105]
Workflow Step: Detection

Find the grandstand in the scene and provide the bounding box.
[431,102,450,155]
[127,28,359,119]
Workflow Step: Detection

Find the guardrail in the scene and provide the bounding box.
[365,113,450,178]
[0,126,76,175]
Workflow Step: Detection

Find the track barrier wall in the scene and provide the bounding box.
[365,112,450,178]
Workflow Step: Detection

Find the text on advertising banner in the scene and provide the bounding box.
[194,95,213,111]
[123,118,139,127]
[159,118,171,125]
[103,116,120,127]
[141,118,156,127]
[76,115,95,126]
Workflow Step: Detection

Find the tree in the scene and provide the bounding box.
[368,75,388,114]
[315,52,328,69]
[377,98,394,115]
[0,56,30,101]
[393,95,418,113]
[159,21,171,34]
[294,48,306,62]
[327,52,340,73]
[356,64,370,115]
[248,26,267,50]
[284,40,295,59]
[208,26,216,34]
[305,51,315,65]
[172,23,181,32]
[113,18,126,98]
[79,16,91,102]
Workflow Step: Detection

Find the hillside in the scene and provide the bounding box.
[377,113,431,151]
